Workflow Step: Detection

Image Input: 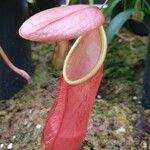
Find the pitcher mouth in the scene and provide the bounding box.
[63,26,107,85]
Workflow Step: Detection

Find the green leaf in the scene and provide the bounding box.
[103,0,121,16]
[69,0,78,4]
[132,10,144,22]
[142,0,150,15]
[106,9,135,44]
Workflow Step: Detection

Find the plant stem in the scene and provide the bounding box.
[67,0,78,5]
[89,0,94,5]
[51,0,73,70]
[0,46,31,83]
[51,41,69,70]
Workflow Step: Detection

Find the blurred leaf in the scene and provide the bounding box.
[69,0,78,4]
[132,11,144,22]
[134,0,142,10]
[103,0,121,16]
[142,0,150,15]
[106,9,135,44]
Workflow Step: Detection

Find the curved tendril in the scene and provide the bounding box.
[0,46,32,83]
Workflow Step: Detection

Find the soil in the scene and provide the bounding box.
[0,29,150,150]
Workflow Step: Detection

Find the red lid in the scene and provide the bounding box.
[19,5,104,42]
